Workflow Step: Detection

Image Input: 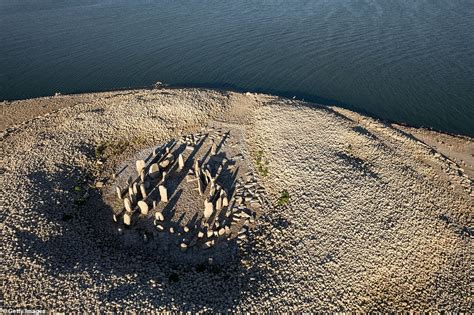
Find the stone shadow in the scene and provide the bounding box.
[336,151,380,179]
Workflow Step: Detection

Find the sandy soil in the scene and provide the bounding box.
[1,88,472,312]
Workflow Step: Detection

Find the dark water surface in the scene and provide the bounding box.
[1,0,473,136]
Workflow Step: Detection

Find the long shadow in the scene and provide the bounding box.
[336,152,379,179]
[165,134,208,195]
[12,154,281,311]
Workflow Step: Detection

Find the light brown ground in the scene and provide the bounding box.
[1,88,472,312]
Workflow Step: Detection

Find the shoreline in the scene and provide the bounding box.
[2,83,473,138]
[2,87,473,179]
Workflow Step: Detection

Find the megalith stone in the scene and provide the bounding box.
[116,186,123,199]
[204,199,214,219]
[149,163,160,178]
[124,198,133,212]
[178,153,185,170]
[154,211,164,221]
[159,185,168,202]
[138,200,149,215]
[123,212,132,226]
[211,139,217,155]
[136,160,145,174]
[139,183,147,198]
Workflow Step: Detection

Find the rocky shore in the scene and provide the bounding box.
[1,88,472,312]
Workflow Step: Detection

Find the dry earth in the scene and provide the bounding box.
[1,88,472,312]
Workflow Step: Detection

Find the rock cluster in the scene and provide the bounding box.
[111,130,260,253]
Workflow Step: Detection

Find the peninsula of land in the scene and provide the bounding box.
[1,88,472,312]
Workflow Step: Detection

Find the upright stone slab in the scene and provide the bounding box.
[132,182,139,195]
[159,158,170,169]
[211,139,217,155]
[216,196,223,211]
[197,176,204,196]
[138,200,149,215]
[155,211,164,221]
[194,160,200,178]
[149,163,160,179]
[136,160,145,174]
[140,183,147,199]
[124,198,133,212]
[223,196,229,207]
[204,199,214,219]
[116,186,123,199]
[128,186,134,200]
[123,212,132,226]
[178,153,185,170]
[159,185,168,202]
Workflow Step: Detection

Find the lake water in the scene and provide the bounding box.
[1,0,473,136]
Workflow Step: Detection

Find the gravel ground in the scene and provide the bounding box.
[1,88,472,312]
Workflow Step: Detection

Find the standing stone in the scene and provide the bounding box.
[205,169,212,183]
[132,182,139,195]
[153,200,158,209]
[149,163,160,178]
[159,185,168,202]
[197,176,204,196]
[140,183,147,199]
[209,183,216,198]
[207,229,214,238]
[216,196,223,211]
[159,159,170,169]
[123,212,132,226]
[223,196,229,207]
[155,211,164,221]
[124,198,133,212]
[116,186,123,199]
[138,201,149,215]
[204,199,214,219]
[140,169,145,182]
[178,154,185,170]
[136,160,145,174]
[194,160,200,177]
[127,176,133,186]
[211,139,217,155]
